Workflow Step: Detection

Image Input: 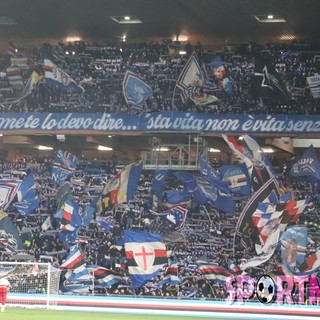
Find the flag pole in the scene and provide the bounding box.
[171,84,177,110]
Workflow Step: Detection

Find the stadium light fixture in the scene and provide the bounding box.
[261,147,274,153]
[37,145,53,150]
[153,147,170,152]
[209,148,221,153]
[254,15,286,23]
[111,16,142,24]
[98,145,113,151]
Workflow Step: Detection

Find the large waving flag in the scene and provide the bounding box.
[66,264,91,282]
[52,150,78,183]
[60,244,85,270]
[59,199,82,232]
[222,135,274,192]
[122,71,153,108]
[13,71,43,103]
[157,259,181,288]
[252,198,312,255]
[210,55,233,95]
[198,264,232,284]
[235,176,280,251]
[12,172,39,214]
[0,179,21,210]
[176,52,218,104]
[89,266,127,288]
[165,189,192,208]
[44,59,84,92]
[102,160,142,209]
[198,156,230,194]
[151,169,169,198]
[0,211,23,252]
[290,145,320,181]
[252,52,290,102]
[124,230,167,289]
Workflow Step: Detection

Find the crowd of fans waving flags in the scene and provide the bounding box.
[0,135,319,295]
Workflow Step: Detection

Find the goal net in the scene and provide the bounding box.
[0,261,61,309]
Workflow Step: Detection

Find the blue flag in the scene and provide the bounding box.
[0,179,21,210]
[0,212,23,252]
[198,156,230,194]
[52,150,78,183]
[176,52,205,103]
[124,230,167,289]
[193,175,236,212]
[58,199,82,244]
[151,169,169,198]
[122,71,153,108]
[219,164,251,196]
[152,206,188,232]
[12,172,39,215]
[44,59,84,93]
[165,189,192,207]
[290,145,320,181]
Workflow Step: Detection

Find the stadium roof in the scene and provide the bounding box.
[1,0,320,47]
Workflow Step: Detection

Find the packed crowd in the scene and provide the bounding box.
[0,156,319,299]
[1,39,320,115]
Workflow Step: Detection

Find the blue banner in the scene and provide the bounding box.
[1,112,320,134]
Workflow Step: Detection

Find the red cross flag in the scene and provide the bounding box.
[124,230,167,289]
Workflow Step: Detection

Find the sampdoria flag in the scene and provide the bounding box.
[0,179,21,210]
[198,264,232,284]
[219,164,251,196]
[150,206,188,232]
[60,244,85,270]
[12,172,39,215]
[252,52,290,101]
[14,71,43,103]
[252,198,311,255]
[101,160,143,209]
[157,260,181,288]
[52,150,78,183]
[222,135,274,192]
[124,230,167,289]
[90,266,127,288]
[290,145,320,181]
[6,66,23,87]
[44,59,84,92]
[234,176,280,251]
[122,70,153,108]
[0,211,23,252]
[59,199,82,232]
[176,52,203,103]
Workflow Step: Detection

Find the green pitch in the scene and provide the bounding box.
[0,308,238,320]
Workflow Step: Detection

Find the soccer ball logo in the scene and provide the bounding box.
[256,275,276,304]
